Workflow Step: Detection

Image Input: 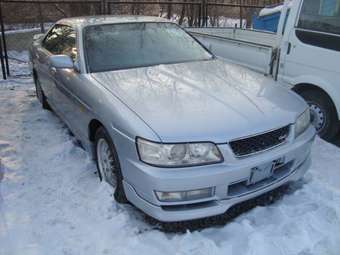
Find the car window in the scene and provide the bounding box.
[43,24,77,61]
[297,0,340,35]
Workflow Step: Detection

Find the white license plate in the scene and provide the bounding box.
[248,157,285,185]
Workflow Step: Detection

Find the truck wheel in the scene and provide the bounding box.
[95,127,128,204]
[299,89,338,142]
[34,75,51,110]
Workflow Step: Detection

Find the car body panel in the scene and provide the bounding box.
[92,59,306,143]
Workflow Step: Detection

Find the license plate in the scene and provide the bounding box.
[248,157,285,185]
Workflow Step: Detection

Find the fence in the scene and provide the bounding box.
[106,1,203,27]
[0,0,282,79]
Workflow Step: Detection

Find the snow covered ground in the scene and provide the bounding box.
[1,52,340,255]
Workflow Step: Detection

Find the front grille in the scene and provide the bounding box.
[229,125,290,157]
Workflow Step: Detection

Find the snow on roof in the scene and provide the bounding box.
[259,1,292,17]
[57,15,172,28]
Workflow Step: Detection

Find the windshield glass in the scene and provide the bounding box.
[84,22,213,73]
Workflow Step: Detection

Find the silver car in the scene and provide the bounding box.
[29,16,316,222]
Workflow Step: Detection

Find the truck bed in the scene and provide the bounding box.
[187,27,278,75]
[186,27,277,47]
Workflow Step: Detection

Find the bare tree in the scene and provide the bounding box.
[54,4,68,17]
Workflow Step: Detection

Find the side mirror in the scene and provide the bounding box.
[49,55,74,69]
[33,33,45,41]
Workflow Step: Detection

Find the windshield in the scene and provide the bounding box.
[84,22,213,73]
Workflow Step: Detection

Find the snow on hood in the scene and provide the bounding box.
[91,59,306,143]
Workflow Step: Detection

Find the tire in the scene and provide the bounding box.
[34,74,51,111]
[299,89,339,142]
[94,127,128,204]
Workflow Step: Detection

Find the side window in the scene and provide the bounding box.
[42,25,77,61]
[297,0,340,35]
[61,27,77,61]
[42,25,63,53]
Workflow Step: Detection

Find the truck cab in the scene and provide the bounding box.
[279,0,340,141]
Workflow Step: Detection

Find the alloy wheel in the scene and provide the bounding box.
[309,103,326,132]
[96,138,117,187]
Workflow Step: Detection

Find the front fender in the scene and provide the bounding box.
[285,74,340,119]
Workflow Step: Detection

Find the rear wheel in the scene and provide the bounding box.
[95,127,128,203]
[299,89,338,142]
[34,74,51,110]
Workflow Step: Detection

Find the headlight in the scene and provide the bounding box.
[136,138,223,167]
[295,108,311,137]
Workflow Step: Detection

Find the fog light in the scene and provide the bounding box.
[155,187,214,202]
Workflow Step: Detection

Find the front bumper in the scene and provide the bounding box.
[122,126,316,222]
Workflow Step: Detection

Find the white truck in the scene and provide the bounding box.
[188,0,340,142]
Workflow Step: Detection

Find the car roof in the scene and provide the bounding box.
[56,15,172,28]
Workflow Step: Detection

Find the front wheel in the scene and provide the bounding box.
[95,127,128,203]
[299,89,339,142]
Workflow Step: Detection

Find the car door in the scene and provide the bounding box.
[35,25,66,106]
[48,25,93,141]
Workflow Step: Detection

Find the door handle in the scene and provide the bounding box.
[50,67,57,75]
[287,42,292,55]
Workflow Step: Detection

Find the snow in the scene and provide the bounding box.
[159,13,246,28]
[1,51,340,255]
[259,2,293,17]
[4,23,53,34]
[5,27,41,35]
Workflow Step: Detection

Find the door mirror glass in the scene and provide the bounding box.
[49,55,74,69]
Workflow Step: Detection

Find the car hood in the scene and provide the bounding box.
[91,59,307,143]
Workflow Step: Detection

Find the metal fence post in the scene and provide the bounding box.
[203,0,207,27]
[200,0,204,27]
[106,1,110,15]
[198,3,201,27]
[0,30,6,80]
[38,3,45,33]
[101,0,106,15]
[239,0,243,28]
[0,2,9,78]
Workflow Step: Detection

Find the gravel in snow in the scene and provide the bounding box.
[0,53,340,255]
